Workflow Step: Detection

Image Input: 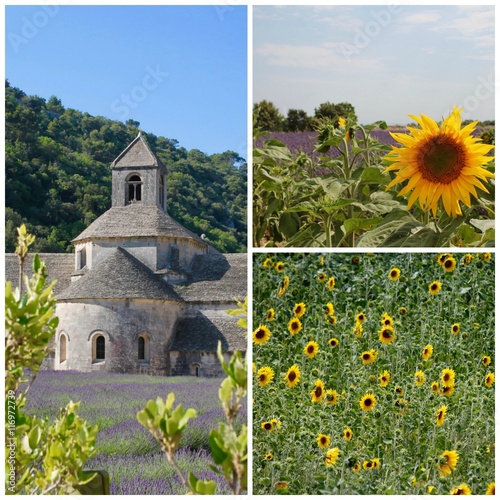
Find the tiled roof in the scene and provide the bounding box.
[58,247,182,301]
[174,253,247,302]
[4,253,74,295]
[73,205,207,243]
[112,133,165,169]
[170,309,246,351]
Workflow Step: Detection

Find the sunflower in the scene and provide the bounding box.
[438,253,452,266]
[326,315,338,326]
[324,303,335,316]
[317,273,327,283]
[288,317,302,335]
[389,267,401,281]
[450,484,472,495]
[266,308,275,321]
[294,302,306,318]
[325,389,339,405]
[284,364,301,388]
[436,404,447,426]
[270,418,281,430]
[304,340,319,359]
[429,281,442,294]
[371,458,380,469]
[363,460,374,470]
[360,349,378,364]
[257,366,275,387]
[329,338,339,347]
[360,392,377,411]
[451,323,460,334]
[265,452,273,461]
[343,427,353,441]
[383,106,495,217]
[438,449,459,476]
[327,276,335,291]
[352,463,361,473]
[379,370,390,387]
[394,386,403,395]
[356,312,367,323]
[482,355,491,366]
[380,313,394,327]
[353,322,363,338]
[399,306,407,315]
[275,261,285,272]
[463,253,474,265]
[379,326,395,344]
[324,447,340,467]
[422,344,433,360]
[485,372,495,387]
[480,252,492,262]
[261,421,274,431]
[415,370,426,386]
[486,482,495,495]
[441,385,455,397]
[311,379,325,403]
[441,368,455,388]
[263,257,273,269]
[253,324,271,345]
[443,256,457,272]
[316,433,331,449]
[278,276,290,297]
[431,381,440,393]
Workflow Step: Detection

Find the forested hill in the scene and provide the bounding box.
[5,81,247,253]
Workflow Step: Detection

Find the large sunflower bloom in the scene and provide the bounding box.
[284,364,301,388]
[379,325,395,344]
[360,349,378,364]
[379,370,390,387]
[441,368,455,388]
[253,324,271,345]
[485,372,495,387]
[439,449,459,476]
[293,302,306,318]
[324,447,340,467]
[325,389,339,405]
[288,317,302,335]
[422,344,433,360]
[429,280,442,294]
[316,433,331,449]
[389,267,401,281]
[486,483,495,495]
[304,340,319,359]
[327,276,335,290]
[383,106,494,217]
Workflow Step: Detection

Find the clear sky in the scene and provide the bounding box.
[5,5,247,157]
[254,4,494,125]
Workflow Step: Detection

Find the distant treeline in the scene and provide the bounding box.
[5,80,247,253]
[253,99,494,133]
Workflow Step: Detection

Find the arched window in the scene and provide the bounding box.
[94,335,105,361]
[159,174,165,209]
[191,363,201,377]
[138,337,145,360]
[60,334,67,363]
[138,334,150,363]
[127,175,142,203]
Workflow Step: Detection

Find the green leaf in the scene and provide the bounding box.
[470,218,495,233]
[359,167,389,185]
[209,430,229,465]
[342,217,382,236]
[279,211,301,239]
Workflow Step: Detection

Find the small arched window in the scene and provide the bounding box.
[127,175,142,204]
[60,334,67,363]
[95,335,105,360]
[138,334,150,363]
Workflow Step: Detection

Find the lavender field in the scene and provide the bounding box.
[24,371,246,495]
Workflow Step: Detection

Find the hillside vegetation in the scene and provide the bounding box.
[5,80,247,253]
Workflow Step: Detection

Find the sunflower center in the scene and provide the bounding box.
[264,423,272,430]
[307,346,314,353]
[256,329,265,339]
[365,398,372,406]
[321,437,326,445]
[382,330,392,338]
[315,386,322,397]
[288,371,296,382]
[418,135,466,184]
[444,374,450,382]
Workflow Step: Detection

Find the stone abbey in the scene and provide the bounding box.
[5,133,247,376]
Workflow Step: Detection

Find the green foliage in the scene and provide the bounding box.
[5,80,247,254]
[253,100,285,132]
[314,101,358,123]
[5,225,97,495]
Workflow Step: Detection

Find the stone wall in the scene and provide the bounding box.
[54,298,180,375]
[170,350,233,377]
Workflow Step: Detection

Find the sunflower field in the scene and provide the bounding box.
[252,252,495,495]
[253,108,495,247]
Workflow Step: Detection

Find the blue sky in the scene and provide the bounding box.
[5,5,247,157]
[254,5,494,125]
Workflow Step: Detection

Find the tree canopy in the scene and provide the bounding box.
[5,80,247,253]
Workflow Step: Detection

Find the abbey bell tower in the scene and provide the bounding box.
[110,132,167,211]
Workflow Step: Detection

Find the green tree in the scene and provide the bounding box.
[253,100,284,132]
[284,108,313,132]
[314,101,357,123]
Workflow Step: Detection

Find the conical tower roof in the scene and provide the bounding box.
[112,132,165,169]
